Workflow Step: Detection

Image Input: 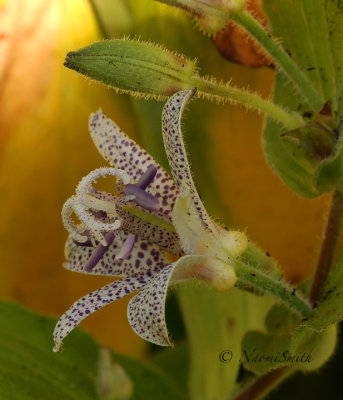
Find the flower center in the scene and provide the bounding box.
[65,166,160,271]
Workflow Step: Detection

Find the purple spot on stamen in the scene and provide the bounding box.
[136,166,157,190]
[84,231,115,272]
[115,234,136,260]
[123,184,159,211]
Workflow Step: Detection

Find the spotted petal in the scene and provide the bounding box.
[89,110,178,215]
[127,254,237,346]
[162,89,216,232]
[90,189,182,255]
[53,271,158,352]
[116,203,183,256]
[64,231,169,277]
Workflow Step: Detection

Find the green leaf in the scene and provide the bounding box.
[0,301,99,400]
[241,331,292,373]
[263,0,343,197]
[0,300,184,400]
[263,85,321,198]
[241,324,337,374]
[111,353,185,400]
[325,0,343,116]
[282,122,336,164]
[292,325,337,372]
[314,136,343,192]
[264,0,335,107]
[153,341,190,397]
[265,304,301,336]
[241,297,337,374]
[178,283,273,400]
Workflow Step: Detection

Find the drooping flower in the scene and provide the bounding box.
[53,89,248,351]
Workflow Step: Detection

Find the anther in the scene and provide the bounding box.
[85,231,115,272]
[115,234,136,260]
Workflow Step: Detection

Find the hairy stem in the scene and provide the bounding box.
[241,243,282,280]
[192,76,303,129]
[231,367,291,400]
[231,10,323,112]
[234,260,312,318]
[309,190,343,305]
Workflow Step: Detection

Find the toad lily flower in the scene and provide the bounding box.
[53,89,248,351]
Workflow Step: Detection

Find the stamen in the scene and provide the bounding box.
[76,167,130,199]
[72,211,107,247]
[137,166,158,189]
[72,200,121,246]
[82,194,117,214]
[123,184,160,211]
[73,231,94,247]
[115,234,136,260]
[91,230,109,247]
[62,196,88,243]
[85,231,115,272]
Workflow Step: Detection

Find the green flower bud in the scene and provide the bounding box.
[64,39,196,99]
[155,0,246,33]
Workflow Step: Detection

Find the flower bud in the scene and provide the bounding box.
[202,258,237,292]
[156,0,246,33]
[64,39,196,99]
[175,256,237,291]
[218,228,248,258]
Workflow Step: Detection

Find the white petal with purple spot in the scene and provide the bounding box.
[127,254,235,346]
[116,204,183,256]
[89,110,178,215]
[162,89,216,232]
[53,272,157,352]
[64,231,169,277]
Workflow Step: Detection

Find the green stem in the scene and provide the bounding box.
[231,10,323,112]
[240,242,282,280]
[234,260,312,318]
[309,190,343,305]
[231,367,292,400]
[192,76,303,129]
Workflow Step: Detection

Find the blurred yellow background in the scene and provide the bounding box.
[0,0,329,359]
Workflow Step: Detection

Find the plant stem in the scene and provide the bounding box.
[192,76,303,129]
[231,10,323,112]
[240,243,282,280]
[231,367,291,400]
[309,190,343,305]
[234,260,312,318]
